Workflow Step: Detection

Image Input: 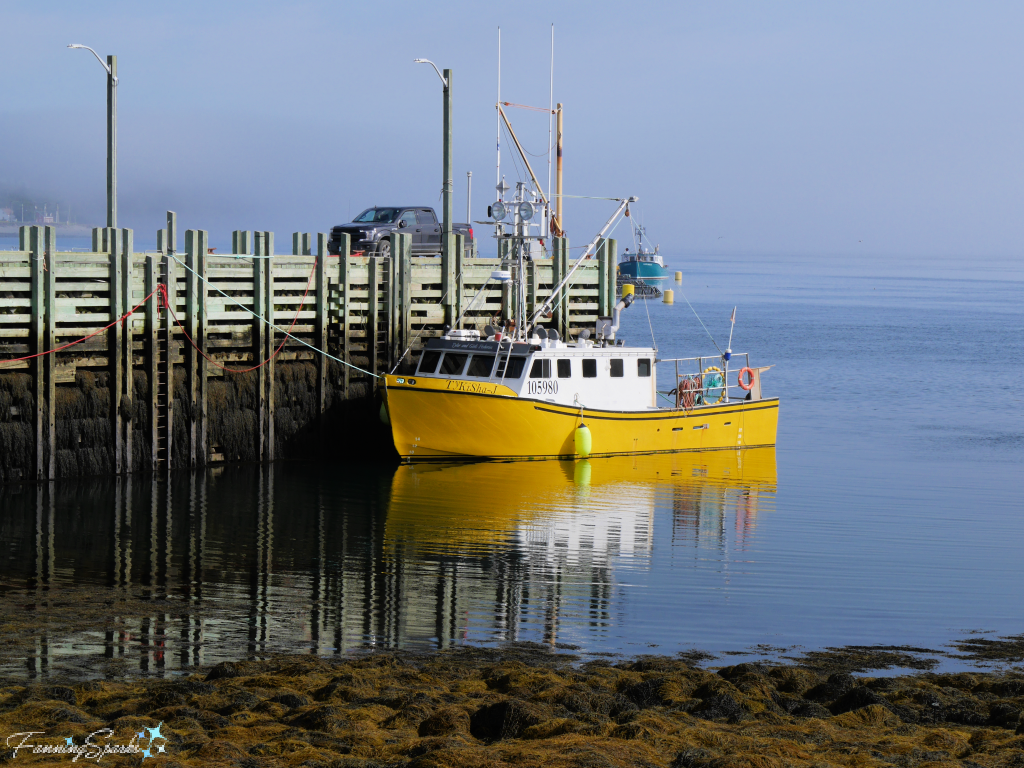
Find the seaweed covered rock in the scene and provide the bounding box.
[469,699,542,740]
[418,706,470,737]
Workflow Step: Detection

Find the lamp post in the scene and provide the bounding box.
[68,44,117,228]
[414,59,452,258]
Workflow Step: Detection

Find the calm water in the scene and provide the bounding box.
[1,252,1021,679]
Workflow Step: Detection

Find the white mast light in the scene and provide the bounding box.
[491,201,508,221]
[518,201,535,221]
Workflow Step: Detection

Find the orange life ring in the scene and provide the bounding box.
[737,367,755,391]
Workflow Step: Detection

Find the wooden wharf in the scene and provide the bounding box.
[0,214,617,481]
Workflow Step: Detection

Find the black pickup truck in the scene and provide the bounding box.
[327,206,474,258]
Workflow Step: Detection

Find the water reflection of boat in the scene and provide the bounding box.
[384,447,777,554]
[383,448,775,646]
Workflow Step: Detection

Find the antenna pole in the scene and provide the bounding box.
[547,24,554,238]
[496,28,501,196]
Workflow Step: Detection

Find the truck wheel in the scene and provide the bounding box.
[376,239,391,259]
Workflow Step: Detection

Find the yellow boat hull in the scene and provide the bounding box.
[383,375,779,461]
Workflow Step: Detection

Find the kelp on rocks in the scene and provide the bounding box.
[1,647,1022,767]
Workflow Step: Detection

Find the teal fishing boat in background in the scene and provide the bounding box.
[618,222,668,282]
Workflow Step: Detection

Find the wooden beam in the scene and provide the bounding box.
[264,231,275,461]
[185,229,199,467]
[28,227,43,480]
[121,228,134,473]
[605,237,617,320]
[455,233,465,329]
[338,233,350,398]
[109,227,124,474]
[148,231,162,470]
[253,233,267,462]
[393,233,412,368]
[315,233,328,426]
[43,226,56,480]
[197,230,208,466]
[368,256,379,377]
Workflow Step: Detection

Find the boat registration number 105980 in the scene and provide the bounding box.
[528,380,559,396]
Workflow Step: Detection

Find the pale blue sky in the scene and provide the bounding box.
[3,0,1024,257]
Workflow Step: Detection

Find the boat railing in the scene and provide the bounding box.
[655,353,767,407]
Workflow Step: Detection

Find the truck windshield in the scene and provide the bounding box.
[352,208,400,224]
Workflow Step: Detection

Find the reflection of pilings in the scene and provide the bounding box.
[434,559,456,649]
[248,465,273,658]
[27,482,54,677]
[311,499,325,654]
[178,473,206,669]
[332,508,348,655]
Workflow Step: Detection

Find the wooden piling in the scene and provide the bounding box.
[394,233,412,368]
[28,227,44,480]
[185,230,199,467]
[337,233,350,397]
[43,226,55,480]
[315,233,328,422]
[263,232,275,462]
[441,240,457,328]
[196,231,208,465]
[253,233,267,462]
[164,212,177,470]
[146,234,160,470]
[605,237,618,317]
[368,257,379,376]
[121,228,134,473]
[109,227,124,474]
[455,234,465,329]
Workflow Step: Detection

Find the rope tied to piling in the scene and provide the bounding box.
[163,256,316,374]
[0,285,163,368]
[167,252,380,379]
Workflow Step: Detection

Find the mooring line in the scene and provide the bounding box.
[162,256,316,374]
[0,285,162,368]
[166,252,380,379]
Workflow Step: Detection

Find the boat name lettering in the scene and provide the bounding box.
[445,380,498,394]
[528,380,559,396]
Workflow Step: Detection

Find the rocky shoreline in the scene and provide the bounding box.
[1,643,1023,768]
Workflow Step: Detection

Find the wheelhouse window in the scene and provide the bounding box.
[609,359,624,377]
[529,358,551,378]
[557,359,572,378]
[417,350,441,374]
[638,358,652,377]
[582,359,597,378]
[439,353,468,376]
[499,356,527,379]
[467,355,495,378]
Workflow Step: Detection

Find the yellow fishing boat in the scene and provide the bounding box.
[382,198,778,461]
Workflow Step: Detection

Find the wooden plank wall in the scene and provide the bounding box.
[0,222,616,476]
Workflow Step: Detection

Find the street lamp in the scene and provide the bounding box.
[68,44,118,228]
[414,58,452,265]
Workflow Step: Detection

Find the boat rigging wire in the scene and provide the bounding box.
[675,282,722,354]
[167,252,380,378]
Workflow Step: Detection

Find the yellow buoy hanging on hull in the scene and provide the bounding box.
[621,283,635,298]
[574,423,592,458]
[663,289,674,305]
